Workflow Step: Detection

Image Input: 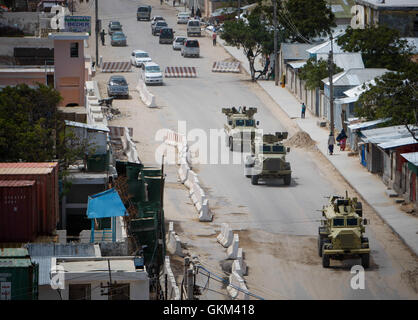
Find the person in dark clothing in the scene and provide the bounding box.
[336,128,348,151]
[100,29,106,45]
[328,133,335,155]
[196,7,201,18]
[301,102,306,118]
[191,6,194,17]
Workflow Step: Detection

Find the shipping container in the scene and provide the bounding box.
[0,180,37,242]
[0,163,59,235]
[0,248,39,300]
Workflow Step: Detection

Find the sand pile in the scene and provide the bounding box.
[284,131,317,150]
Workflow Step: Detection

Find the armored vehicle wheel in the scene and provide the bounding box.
[322,252,330,268]
[284,174,291,185]
[229,137,233,151]
[317,237,323,257]
[251,175,259,185]
[361,253,370,269]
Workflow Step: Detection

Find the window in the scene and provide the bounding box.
[245,120,254,126]
[235,120,244,126]
[109,283,130,300]
[346,218,358,226]
[272,145,284,153]
[262,146,271,152]
[70,43,79,58]
[333,218,345,227]
[69,284,91,300]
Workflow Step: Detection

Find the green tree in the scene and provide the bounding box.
[336,25,414,71]
[355,63,418,140]
[299,58,343,90]
[220,11,273,81]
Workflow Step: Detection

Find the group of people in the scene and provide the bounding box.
[328,129,347,155]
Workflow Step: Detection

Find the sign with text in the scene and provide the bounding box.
[0,282,11,300]
[64,16,91,34]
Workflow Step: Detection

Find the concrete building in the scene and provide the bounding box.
[355,0,418,37]
[50,256,149,300]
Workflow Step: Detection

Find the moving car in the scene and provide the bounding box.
[159,27,174,44]
[177,12,190,24]
[181,39,200,57]
[140,62,163,85]
[108,21,122,35]
[187,19,201,37]
[111,31,127,46]
[107,75,129,98]
[172,36,186,50]
[152,21,168,35]
[151,16,165,26]
[137,5,151,21]
[130,50,152,67]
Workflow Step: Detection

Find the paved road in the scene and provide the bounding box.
[92,0,418,299]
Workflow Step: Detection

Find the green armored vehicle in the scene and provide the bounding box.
[244,132,292,185]
[318,193,370,268]
[222,107,259,152]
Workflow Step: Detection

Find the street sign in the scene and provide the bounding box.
[64,16,91,34]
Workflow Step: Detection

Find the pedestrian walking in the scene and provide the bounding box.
[100,29,106,46]
[328,133,335,155]
[336,128,348,151]
[196,7,201,18]
[212,30,217,46]
[173,0,175,6]
[191,6,194,17]
[301,102,306,118]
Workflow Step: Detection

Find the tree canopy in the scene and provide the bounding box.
[298,58,343,90]
[220,11,273,81]
[336,25,414,71]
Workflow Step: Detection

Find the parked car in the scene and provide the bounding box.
[187,19,201,37]
[151,16,165,26]
[140,62,163,85]
[107,75,129,98]
[159,27,175,44]
[177,12,190,24]
[130,50,152,67]
[137,5,151,21]
[172,36,187,50]
[152,21,168,35]
[181,39,200,57]
[108,21,122,35]
[111,31,127,46]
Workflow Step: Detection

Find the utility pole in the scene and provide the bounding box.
[95,0,99,65]
[273,0,278,86]
[328,32,335,136]
[237,0,241,19]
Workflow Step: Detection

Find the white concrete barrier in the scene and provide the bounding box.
[136,78,156,108]
[232,259,243,277]
[178,164,189,184]
[164,256,181,300]
[217,223,233,248]
[167,222,184,257]
[236,248,247,276]
[226,234,239,259]
[227,271,249,300]
[199,199,213,222]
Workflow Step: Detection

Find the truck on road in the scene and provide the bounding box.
[318,193,370,268]
[222,107,259,152]
[244,132,291,185]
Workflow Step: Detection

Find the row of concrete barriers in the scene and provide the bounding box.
[164,129,213,222]
[136,78,156,108]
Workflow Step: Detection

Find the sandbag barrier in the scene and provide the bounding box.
[163,130,213,222]
[136,78,156,108]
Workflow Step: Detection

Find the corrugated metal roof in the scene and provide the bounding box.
[65,120,109,132]
[317,52,364,71]
[0,167,53,175]
[343,79,376,98]
[322,68,389,86]
[356,0,418,9]
[402,38,418,54]
[0,180,36,187]
[306,36,346,55]
[348,118,390,130]
[30,256,51,285]
[378,137,417,149]
[401,152,418,166]
[0,162,58,168]
[288,61,306,69]
[281,43,317,60]
[361,125,418,144]
[0,248,29,257]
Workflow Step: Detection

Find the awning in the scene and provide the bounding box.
[87,188,127,219]
[348,118,390,131]
[378,137,417,149]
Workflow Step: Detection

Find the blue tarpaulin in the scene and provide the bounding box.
[87,188,127,219]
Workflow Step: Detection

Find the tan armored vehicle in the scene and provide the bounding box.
[318,193,370,268]
[244,132,291,185]
[222,107,259,152]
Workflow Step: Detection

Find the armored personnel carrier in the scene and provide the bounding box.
[244,132,292,185]
[318,192,370,268]
[222,107,259,152]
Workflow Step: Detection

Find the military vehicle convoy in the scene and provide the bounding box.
[222,107,259,152]
[244,132,292,185]
[318,193,370,268]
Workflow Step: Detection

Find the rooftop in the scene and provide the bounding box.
[281,43,317,60]
[0,180,35,187]
[378,136,417,149]
[322,68,389,86]
[361,125,418,144]
[329,0,356,18]
[317,52,364,71]
[355,0,418,10]
[401,152,418,166]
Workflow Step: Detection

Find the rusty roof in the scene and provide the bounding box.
[0,180,36,187]
[0,167,53,175]
[0,162,58,168]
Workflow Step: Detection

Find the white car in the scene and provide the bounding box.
[172,36,187,50]
[140,62,163,85]
[131,50,152,67]
[177,12,190,24]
